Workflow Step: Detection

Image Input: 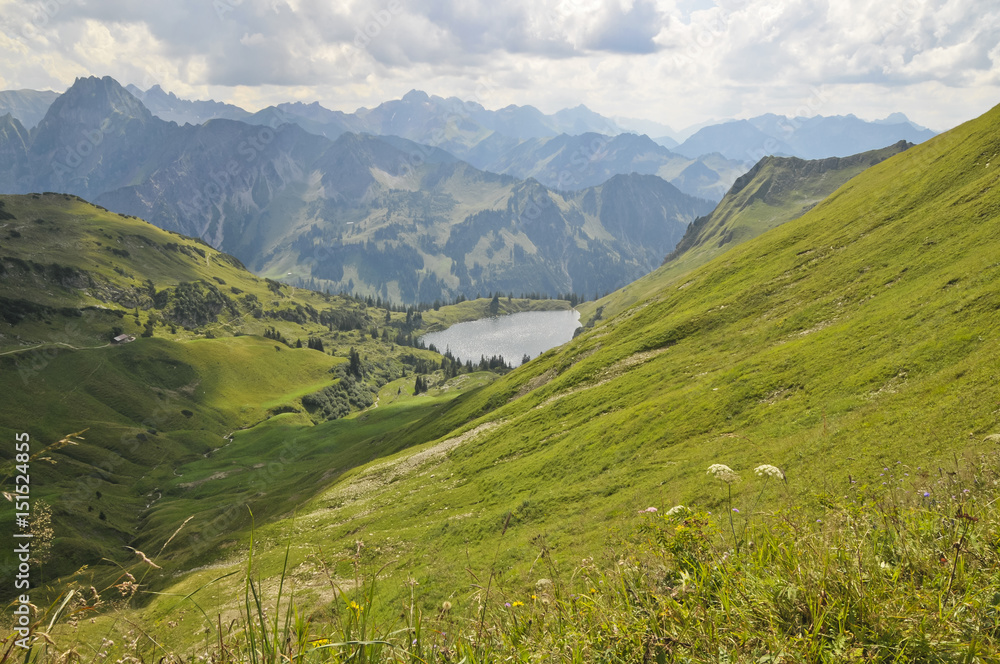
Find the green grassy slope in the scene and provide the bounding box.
[578,141,912,325]
[93,102,1000,648]
[0,336,339,577]
[0,194,498,592]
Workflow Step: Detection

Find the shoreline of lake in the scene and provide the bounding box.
[419,309,582,367]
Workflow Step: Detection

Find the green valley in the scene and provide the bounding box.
[0,193,536,594]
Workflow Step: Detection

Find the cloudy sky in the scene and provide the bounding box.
[0,0,998,133]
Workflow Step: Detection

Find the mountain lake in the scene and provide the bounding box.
[420,309,582,367]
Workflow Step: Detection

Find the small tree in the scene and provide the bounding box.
[348,347,363,378]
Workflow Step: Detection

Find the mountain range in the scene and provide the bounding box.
[0,76,714,304]
[0,75,945,313]
[674,113,935,162]
[199,89,741,201]
[1,82,937,203]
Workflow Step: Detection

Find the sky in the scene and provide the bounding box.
[0,0,998,134]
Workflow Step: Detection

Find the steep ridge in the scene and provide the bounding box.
[665,141,914,274]
[123,100,1000,623]
[0,114,30,185]
[126,83,253,125]
[582,140,914,325]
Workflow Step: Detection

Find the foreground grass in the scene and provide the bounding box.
[8,450,1000,663]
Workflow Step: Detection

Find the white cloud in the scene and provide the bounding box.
[0,0,996,130]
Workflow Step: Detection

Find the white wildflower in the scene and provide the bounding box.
[754,464,785,480]
[707,464,739,484]
[666,505,688,516]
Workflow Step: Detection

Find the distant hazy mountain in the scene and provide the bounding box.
[123,86,624,152]
[650,135,680,150]
[12,81,936,204]
[465,131,746,201]
[677,114,935,162]
[674,120,797,161]
[0,89,60,129]
[873,112,931,131]
[124,84,252,125]
[612,116,678,143]
[0,76,712,303]
[745,113,935,159]
[265,101,365,137]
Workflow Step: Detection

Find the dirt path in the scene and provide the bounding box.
[0,341,112,356]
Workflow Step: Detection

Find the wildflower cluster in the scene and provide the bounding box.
[753,463,784,480]
[706,463,739,484]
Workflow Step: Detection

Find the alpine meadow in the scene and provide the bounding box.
[2,3,1000,661]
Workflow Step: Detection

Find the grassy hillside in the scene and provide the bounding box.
[578,141,912,325]
[7,98,1000,661]
[37,102,1000,659]
[0,194,508,592]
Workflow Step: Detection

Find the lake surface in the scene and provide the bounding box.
[421,309,582,367]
